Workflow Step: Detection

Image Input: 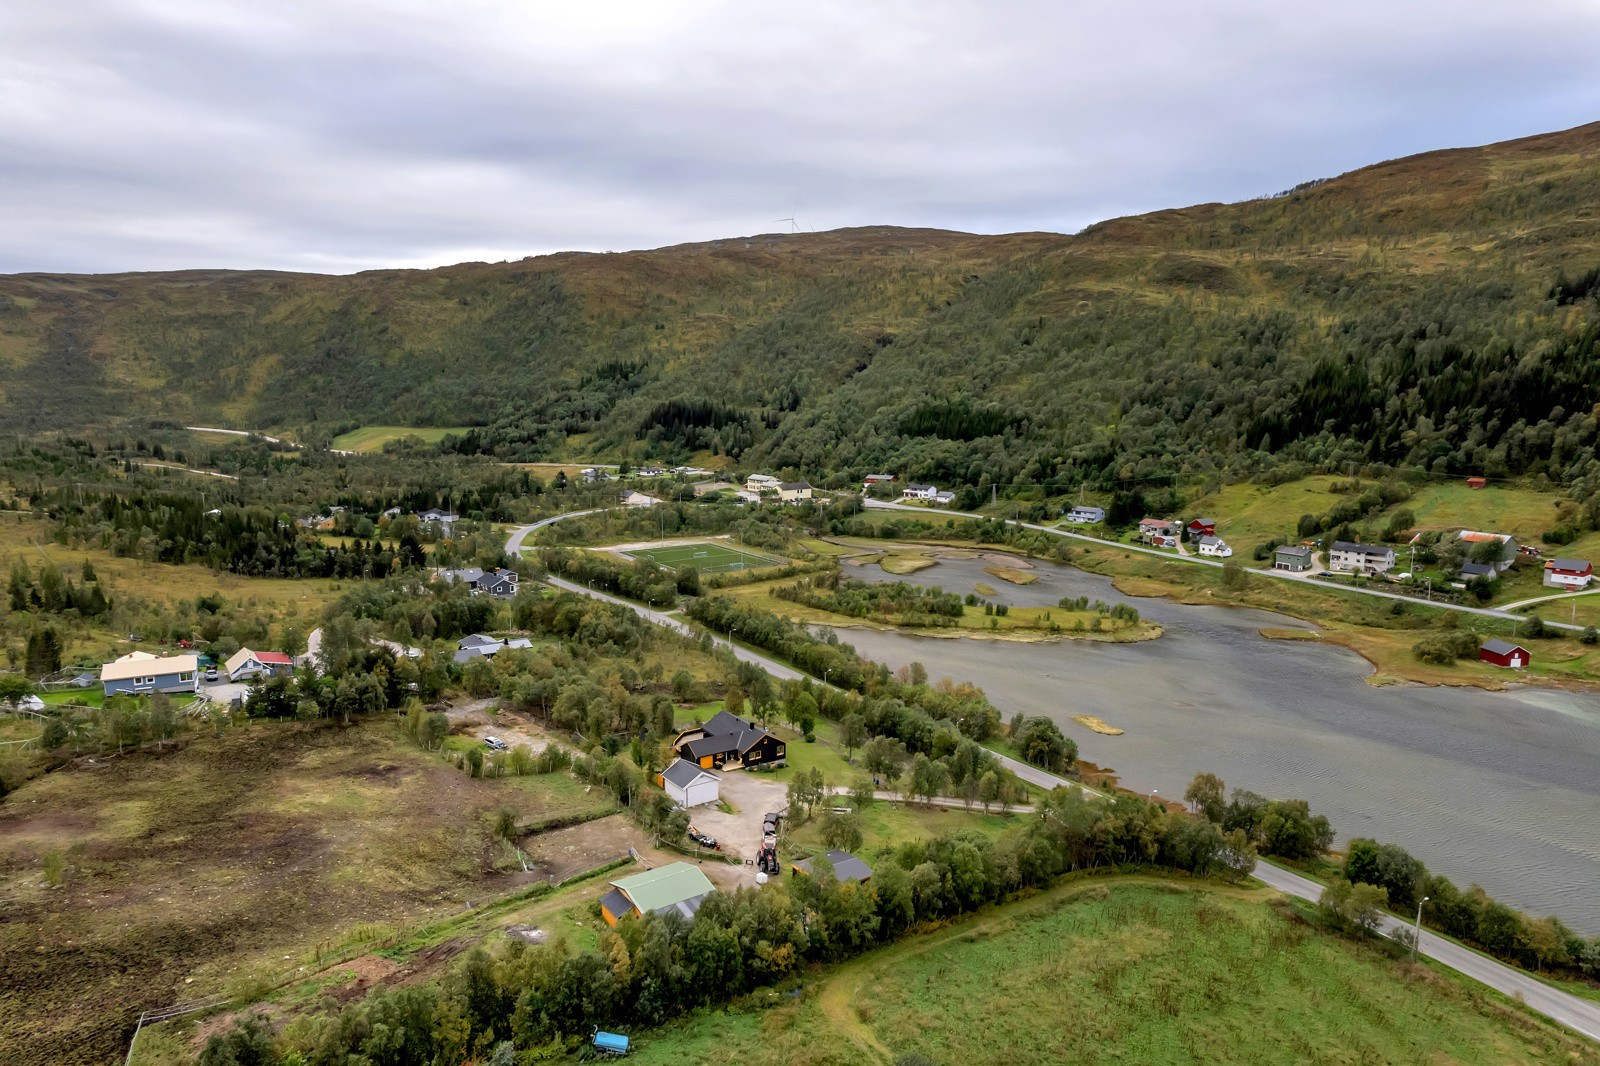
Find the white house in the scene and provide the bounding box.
[744,473,781,494]
[225,648,295,682]
[659,759,719,808]
[619,490,660,508]
[1328,540,1396,574]
[777,481,813,503]
[903,484,940,501]
[1063,505,1105,524]
[1196,535,1233,558]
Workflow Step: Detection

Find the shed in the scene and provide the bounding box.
[600,862,716,926]
[1466,476,1487,489]
[1479,639,1530,669]
[791,849,873,883]
[659,759,719,808]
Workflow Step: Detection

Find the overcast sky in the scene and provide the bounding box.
[3,1,1599,274]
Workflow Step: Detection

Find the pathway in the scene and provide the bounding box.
[1501,588,1600,613]
[184,425,296,447]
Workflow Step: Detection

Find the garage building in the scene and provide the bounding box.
[659,759,719,808]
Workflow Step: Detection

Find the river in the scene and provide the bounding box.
[835,551,1600,932]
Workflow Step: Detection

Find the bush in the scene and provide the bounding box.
[1582,627,1598,646]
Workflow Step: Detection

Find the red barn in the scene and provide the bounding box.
[1187,517,1216,537]
[1479,639,1530,669]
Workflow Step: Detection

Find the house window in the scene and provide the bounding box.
[179,672,195,683]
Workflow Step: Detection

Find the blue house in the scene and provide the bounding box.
[100,652,199,696]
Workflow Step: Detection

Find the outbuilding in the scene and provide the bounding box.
[659,759,719,808]
[599,862,716,926]
[1479,639,1530,669]
[791,849,873,884]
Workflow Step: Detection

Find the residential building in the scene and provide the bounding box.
[224,648,295,682]
[1479,639,1530,669]
[436,567,519,598]
[452,633,530,665]
[1544,558,1594,590]
[619,490,660,508]
[579,467,608,483]
[1063,505,1105,524]
[744,473,781,494]
[1328,540,1397,574]
[672,709,786,771]
[416,508,459,535]
[599,862,716,926]
[1187,517,1217,538]
[791,850,873,884]
[1138,518,1178,545]
[1457,531,1518,573]
[658,759,719,808]
[862,474,896,490]
[778,481,813,503]
[1273,545,1314,572]
[903,484,940,501]
[100,652,199,696]
[636,466,668,477]
[1459,561,1498,582]
[1196,535,1232,558]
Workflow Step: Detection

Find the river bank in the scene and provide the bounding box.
[843,551,1600,933]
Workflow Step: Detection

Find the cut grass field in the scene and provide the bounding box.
[622,540,778,574]
[0,719,622,1064]
[627,877,1598,1065]
[329,425,474,452]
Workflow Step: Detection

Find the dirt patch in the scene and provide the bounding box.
[326,954,402,1004]
[682,770,788,865]
[521,814,642,883]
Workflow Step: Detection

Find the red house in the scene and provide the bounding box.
[1187,517,1216,538]
[1478,639,1530,669]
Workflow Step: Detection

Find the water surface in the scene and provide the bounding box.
[841,552,1600,931]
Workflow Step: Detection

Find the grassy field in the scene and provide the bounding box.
[0,719,626,1064]
[623,540,778,574]
[1187,475,1353,558]
[329,425,474,452]
[627,877,1598,1065]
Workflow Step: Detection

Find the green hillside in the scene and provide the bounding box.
[3,122,1600,494]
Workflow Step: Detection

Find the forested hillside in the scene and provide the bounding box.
[3,122,1600,492]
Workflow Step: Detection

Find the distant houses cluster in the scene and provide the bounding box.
[434,566,519,598]
[1137,516,1232,557]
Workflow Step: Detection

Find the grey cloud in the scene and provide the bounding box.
[1,0,1598,272]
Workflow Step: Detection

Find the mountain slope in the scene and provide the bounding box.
[2,122,1599,489]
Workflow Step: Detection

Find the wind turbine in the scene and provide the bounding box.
[771,215,799,233]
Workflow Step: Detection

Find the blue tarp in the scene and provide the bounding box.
[593,1031,630,1054]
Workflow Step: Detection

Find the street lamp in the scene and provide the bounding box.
[1411,896,1429,961]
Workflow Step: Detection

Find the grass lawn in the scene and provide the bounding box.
[622,540,779,574]
[627,877,1598,1065]
[788,797,1021,857]
[0,718,619,1064]
[1186,475,1351,558]
[329,425,474,452]
[1408,482,1570,541]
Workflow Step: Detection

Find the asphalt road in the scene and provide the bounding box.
[1251,862,1600,1043]
[864,499,1583,633]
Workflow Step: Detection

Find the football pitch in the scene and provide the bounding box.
[623,541,777,573]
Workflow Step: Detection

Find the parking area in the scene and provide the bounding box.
[682,768,787,864]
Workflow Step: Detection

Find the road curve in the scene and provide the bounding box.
[864,499,1582,632]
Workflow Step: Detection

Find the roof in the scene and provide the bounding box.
[1481,639,1528,656]
[1068,505,1103,514]
[1198,535,1223,547]
[701,709,756,736]
[225,648,292,673]
[599,887,632,918]
[661,759,716,789]
[1547,558,1592,572]
[1189,517,1215,526]
[907,483,936,492]
[779,481,811,490]
[794,849,873,882]
[1139,517,1174,528]
[458,633,502,649]
[1460,562,1497,578]
[113,650,159,663]
[610,862,716,914]
[1331,540,1393,555]
[1459,530,1511,543]
[439,567,485,584]
[1275,544,1313,557]
[101,653,198,682]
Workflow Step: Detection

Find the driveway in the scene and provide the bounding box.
[682,769,788,864]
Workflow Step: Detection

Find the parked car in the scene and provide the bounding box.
[204,668,219,682]
[483,736,508,751]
